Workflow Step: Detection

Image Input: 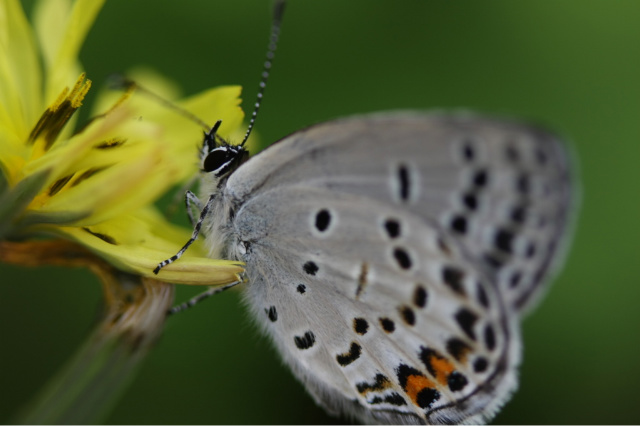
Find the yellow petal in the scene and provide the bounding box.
[34,0,72,75]
[0,126,28,185]
[177,85,244,141]
[23,109,179,225]
[52,206,244,285]
[0,0,42,139]
[22,102,130,189]
[36,0,106,106]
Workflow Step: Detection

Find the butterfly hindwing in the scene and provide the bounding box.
[229,185,518,424]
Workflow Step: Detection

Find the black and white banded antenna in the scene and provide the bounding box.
[240,0,286,147]
[153,1,287,286]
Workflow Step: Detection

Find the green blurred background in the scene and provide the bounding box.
[2,0,640,424]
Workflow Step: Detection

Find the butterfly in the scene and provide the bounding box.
[156,110,574,424]
[152,1,574,423]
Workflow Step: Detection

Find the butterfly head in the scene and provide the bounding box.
[200,121,249,180]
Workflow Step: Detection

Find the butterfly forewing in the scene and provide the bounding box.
[226,113,573,314]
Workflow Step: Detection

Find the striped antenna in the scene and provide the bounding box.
[241,0,286,146]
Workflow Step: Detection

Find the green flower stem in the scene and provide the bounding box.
[18,327,147,424]
[1,241,174,424]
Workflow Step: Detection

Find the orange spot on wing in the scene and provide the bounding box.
[430,356,456,385]
[405,374,437,405]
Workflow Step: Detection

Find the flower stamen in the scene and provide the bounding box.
[48,174,74,196]
[28,73,92,151]
[95,138,128,150]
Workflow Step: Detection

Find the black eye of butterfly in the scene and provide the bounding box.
[203,146,248,178]
[203,147,233,175]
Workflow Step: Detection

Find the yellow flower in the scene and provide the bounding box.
[0,0,244,285]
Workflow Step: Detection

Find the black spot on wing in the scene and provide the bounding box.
[370,392,407,406]
[294,331,316,350]
[413,285,428,308]
[384,218,401,238]
[511,205,527,224]
[448,371,469,392]
[265,306,277,322]
[379,317,395,333]
[509,271,523,289]
[461,140,475,162]
[353,318,369,335]
[484,324,497,351]
[416,387,441,410]
[336,342,362,367]
[516,173,531,195]
[303,261,318,275]
[505,144,520,163]
[476,282,490,308]
[446,337,472,362]
[356,374,391,394]
[473,357,489,373]
[399,305,416,326]
[442,266,466,295]
[393,247,412,270]
[450,215,468,235]
[462,191,478,211]
[397,164,410,201]
[472,169,489,188]
[315,209,331,232]
[454,308,478,341]
[525,242,537,258]
[495,227,516,254]
[535,147,549,165]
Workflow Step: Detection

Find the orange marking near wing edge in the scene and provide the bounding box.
[405,374,437,406]
[430,355,456,385]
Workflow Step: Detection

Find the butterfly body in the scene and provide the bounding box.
[191,112,573,424]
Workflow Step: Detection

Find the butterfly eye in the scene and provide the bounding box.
[203,147,234,175]
[203,146,248,177]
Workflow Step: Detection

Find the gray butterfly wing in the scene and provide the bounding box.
[220,112,573,423]
[226,112,574,315]
[230,186,517,424]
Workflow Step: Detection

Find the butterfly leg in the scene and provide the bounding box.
[168,279,243,315]
[153,193,216,274]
